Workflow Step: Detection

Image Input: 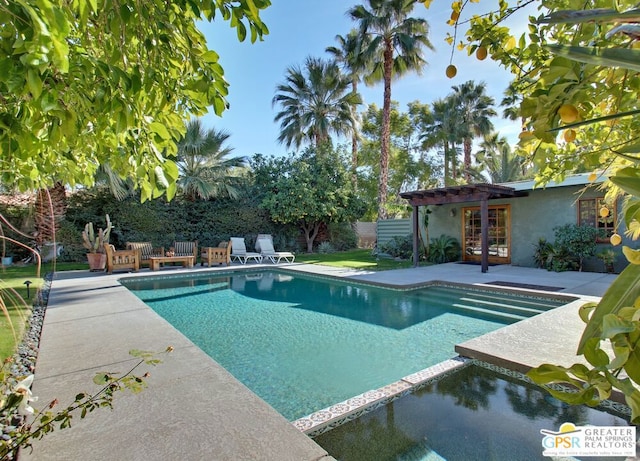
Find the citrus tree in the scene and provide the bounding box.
[429,0,640,422]
[0,0,269,201]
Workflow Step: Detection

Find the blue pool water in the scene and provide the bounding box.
[123,271,569,420]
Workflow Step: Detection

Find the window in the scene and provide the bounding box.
[578,198,615,241]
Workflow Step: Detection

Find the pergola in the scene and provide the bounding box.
[400,184,527,273]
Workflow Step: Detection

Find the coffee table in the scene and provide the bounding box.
[149,255,195,271]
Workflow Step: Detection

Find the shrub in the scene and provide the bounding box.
[326,222,358,251]
[317,241,335,254]
[379,235,413,259]
[553,224,599,271]
[427,235,460,264]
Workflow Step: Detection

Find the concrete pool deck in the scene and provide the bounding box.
[22,262,618,460]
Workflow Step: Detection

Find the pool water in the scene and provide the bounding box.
[313,363,632,461]
[123,271,569,420]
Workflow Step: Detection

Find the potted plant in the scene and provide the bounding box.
[82,214,112,271]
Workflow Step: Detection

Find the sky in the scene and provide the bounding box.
[199,0,533,159]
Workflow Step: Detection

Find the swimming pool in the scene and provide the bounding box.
[312,361,632,461]
[123,270,572,421]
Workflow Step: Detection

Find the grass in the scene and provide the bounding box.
[295,248,414,271]
[0,261,86,361]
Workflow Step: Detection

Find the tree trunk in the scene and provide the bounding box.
[351,79,359,189]
[378,39,393,220]
[302,221,321,253]
[463,137,472,182]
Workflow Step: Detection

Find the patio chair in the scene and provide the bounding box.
[173,240,198,259]
[125,242,164,268]
[256,237,295,264]
[104,244,139,274]
[230,237,263,264]
[201,241,232,267]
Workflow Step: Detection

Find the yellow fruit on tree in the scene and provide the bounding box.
[600,206,609,218]
[563,129,576,142]
[588,172,597,182]
[450,11,459,21]
[610,233,622,246]
[476,46,488,60]
[558,104,579,123]
[445,64,457,79]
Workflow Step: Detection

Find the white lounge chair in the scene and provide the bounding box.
[256,237,295,263]
[230,237,263,264]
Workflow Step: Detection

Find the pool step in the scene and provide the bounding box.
[451,303,527,322]
[397,440,447,461]
[459,297,546,316]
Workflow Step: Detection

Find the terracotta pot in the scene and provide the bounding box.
[86,253,106,271]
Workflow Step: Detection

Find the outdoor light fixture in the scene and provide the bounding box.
[449,208,457,217]
[23,280,32,298]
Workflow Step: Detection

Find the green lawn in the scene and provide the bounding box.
[295,248,414,271]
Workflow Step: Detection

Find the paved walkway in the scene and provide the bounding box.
[23,262,617,460]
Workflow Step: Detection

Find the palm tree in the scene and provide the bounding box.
[476,133,525,183]
[420,97,463,185]
[349,0,433,219]
[272,57,362,150]
[450,81,497,182]
[177,119,246,201]
[326,29,370,183]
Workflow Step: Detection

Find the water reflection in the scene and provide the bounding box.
[314,364,630,461]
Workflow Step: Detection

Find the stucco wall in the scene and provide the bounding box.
[424,184,628,270]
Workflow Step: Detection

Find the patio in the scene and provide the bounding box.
[21,262,617,460]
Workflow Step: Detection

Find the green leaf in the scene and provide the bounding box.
[27,69,43,99]
[601,313,636,337]
[538,8,640,25]
[582,337,610,367]
[578,263,640,352]
[149,121,171,140]
[546,44,640,73]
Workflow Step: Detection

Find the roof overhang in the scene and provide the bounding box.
[400,183,528,206]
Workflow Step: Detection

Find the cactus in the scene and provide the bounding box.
[82,214,113,253]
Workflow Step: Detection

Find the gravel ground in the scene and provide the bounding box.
[1,274,50,459]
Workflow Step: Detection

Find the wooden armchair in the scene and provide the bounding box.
[104,244,139,274]
[201,241,232,267]
[125,242,164,268]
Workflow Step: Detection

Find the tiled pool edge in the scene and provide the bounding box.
[293,356,470,437]
[294,356,633,438]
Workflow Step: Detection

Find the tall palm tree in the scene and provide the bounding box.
[476,133,525,183]
[420,97,463,185]
[450,80,497,182]
[349,0,433,219]
[177,119,246,201]
[272,57,362,150]
[326,29,369,183]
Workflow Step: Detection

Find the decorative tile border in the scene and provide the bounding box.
[292,357,469,436]
[294,356,633,437]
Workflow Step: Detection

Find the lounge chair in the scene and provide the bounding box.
[256,237,295,263]
[230,237,263,264]
[104,244,139,274]
[126,241,164,268]
[173,240,198,260]
[201,241,232,267]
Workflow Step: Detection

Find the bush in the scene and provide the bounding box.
[379,235,413,259]
[427,235,460,264]
[326,222,358,251]
[317,241,335,254]
[553,224,599,271]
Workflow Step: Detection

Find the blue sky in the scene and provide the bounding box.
[199,1,532,159]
